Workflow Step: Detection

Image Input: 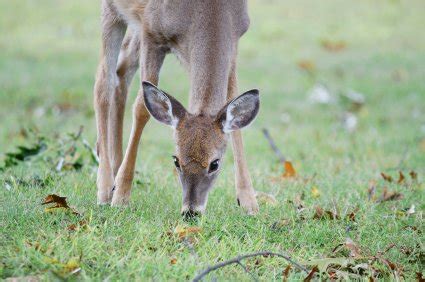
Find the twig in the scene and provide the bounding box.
[192,251,308,282]
[262,128,286,163]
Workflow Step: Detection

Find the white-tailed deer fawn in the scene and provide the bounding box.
[94,0,260,216]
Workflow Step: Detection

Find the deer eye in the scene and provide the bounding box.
[209,159,220,173]
[172,156,180,168]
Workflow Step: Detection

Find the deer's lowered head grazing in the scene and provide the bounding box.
[93,0,261,216]
[142,82,259,217]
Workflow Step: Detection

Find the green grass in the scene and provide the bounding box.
[1,0,424,280]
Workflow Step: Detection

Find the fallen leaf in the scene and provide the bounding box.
[380,172,393,183]
[303,265,319,282]
[170,258,177,265]
[42,194,80,215]
[303,257,355,274]
[67,220,87,231]
[320,39,346,52]
[397,171,405,184]
[311,186,320,198]
[174,225,202,239]
[409,170,417,181]
[313,206,340,220]
[297,59,316,72]
[283,161,297,178]
[282,265,292,281]
[376,187,403,203]
[255,191,278,206]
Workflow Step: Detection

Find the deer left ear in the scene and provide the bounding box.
[216,89,260,133]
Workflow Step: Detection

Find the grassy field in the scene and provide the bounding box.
[1,0,424,280]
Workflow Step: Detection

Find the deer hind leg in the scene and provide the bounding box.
[109,31,140,176]
[111,35,166,206]
[227,67,259,215]
[94,1,126,204]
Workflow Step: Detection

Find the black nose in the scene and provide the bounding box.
[182,209,200,220]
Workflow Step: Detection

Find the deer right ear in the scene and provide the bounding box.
[216,89,260,133]
[142,81,187,129]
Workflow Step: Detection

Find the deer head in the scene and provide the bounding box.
[142,81,259,217]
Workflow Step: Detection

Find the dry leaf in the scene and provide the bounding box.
[303,265,319,282]
[256,191,278,206]
[313,206,339,220]
[417,272,425,282]
[311,186,320,198]
[376,187,403,203]
[283,161,297,178]
[409,170,417,181]
[397,171,405,184]
[282,265,292,281]
[67,220,87,231]
[41,194,79,215]
[380,172,393,183]
[174,225,202,239]
[297,59,316,72]
[170,258,177,265]
[320,39,347,52]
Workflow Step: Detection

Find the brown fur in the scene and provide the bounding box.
[93,0,259,215]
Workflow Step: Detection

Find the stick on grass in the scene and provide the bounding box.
[192,251,308,282]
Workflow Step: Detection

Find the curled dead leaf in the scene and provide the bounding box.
[42,194,80,215]
[397,171,405,184]
[303,265,319,282]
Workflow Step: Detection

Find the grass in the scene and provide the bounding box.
[0,0,424,280]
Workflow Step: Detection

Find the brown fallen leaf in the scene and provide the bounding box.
[397,171,405,184]
[282,161,297,178]
[313,206,339,220]
[297,60,316,73]
[376,187,403,203]
[42,194,79,215]
[409,170,418,181]
[303,265,319,282]
[417,272,425,282]
[380,172,393,183]
[174,225,202,239]
[320,39,347,52]
[67,220,87,231]
[170,258,177,265]
[282,265,292,281]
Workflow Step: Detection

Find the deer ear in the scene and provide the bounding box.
[216,89,260,133]
[142,81,187,128]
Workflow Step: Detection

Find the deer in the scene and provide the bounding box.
[94,0,260,217]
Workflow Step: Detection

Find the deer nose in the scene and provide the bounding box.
[181,209,201,220]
